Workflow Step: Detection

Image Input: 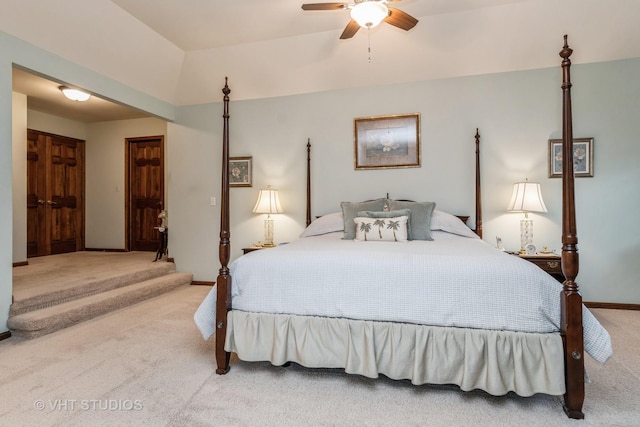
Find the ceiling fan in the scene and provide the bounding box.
[301,0,419,39]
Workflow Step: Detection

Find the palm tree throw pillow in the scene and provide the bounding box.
[353,215,409,242]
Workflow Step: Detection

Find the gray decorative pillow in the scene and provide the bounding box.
[357,209,412,239]
[340,198,387,240]
[387,200,436,241]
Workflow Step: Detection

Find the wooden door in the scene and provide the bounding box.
[126,136,164,252]
[27,130,85,257]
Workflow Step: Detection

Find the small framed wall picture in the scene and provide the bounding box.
[548,137,594,178]
[229,156,252,187]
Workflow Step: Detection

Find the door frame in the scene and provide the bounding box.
[124,136,165,252]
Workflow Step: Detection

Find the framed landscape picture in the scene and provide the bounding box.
[548,138,594,178]
[354,113,421,170]
[229,156,252,187]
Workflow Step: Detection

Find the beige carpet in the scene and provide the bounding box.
[9,252,192,337]
[0,285,638,426]
[12,251,177,313]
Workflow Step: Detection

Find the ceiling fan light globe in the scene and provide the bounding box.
[350,2,388,28]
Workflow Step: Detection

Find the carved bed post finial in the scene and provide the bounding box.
[474,128,482,239]
[306,139,312,227]
[560,35,573,61]
[558,35,585,419]
[216,78,232,375]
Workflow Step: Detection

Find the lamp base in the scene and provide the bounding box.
[519,218,534,253]
[262,218,275,247]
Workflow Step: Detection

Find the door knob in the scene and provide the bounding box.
[46,200,58,205]
[37,199,45,205]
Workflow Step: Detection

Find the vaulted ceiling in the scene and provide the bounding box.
[4,0,640,121]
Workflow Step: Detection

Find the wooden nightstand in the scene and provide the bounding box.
[518,253,564,282]
[242,246,272,254]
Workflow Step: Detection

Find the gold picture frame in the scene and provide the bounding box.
[354,113,421,170]
[548,138,594,178]
[229,156,252,187]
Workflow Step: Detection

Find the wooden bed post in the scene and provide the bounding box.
[215,78,232,375]
[559,35,585,419]
[306,139,312,227]
[474,128,483,239]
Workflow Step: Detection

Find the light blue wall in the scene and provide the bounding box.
[2,30,639,335]
[170,58,640,305]
[1,54,13,334]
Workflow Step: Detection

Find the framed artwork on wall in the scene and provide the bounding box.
[229,156,252,187]
[354,113,421,170]
[548,137,594,178]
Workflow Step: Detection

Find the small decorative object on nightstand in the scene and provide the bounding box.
[518,252,564,283]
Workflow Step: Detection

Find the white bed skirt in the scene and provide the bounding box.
[225,310,566,397]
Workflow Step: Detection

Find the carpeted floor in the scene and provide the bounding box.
[0,285,638,426]
[12,251,174,308]
[9,252,191,338]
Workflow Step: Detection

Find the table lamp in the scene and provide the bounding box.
[252,185,283,247]
[506,179,547,254]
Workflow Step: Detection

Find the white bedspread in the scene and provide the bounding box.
[194,232,612,363]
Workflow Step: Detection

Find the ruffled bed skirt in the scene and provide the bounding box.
[225,310,565,397]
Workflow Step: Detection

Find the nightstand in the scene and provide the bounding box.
[518,253,564,282]
[242,246,271,254]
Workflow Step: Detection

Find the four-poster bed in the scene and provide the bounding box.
[197,37,611,419]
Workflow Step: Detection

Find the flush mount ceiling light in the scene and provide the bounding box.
[59,86,91,102]
[350,1,388,28]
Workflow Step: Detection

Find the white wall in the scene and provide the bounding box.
[11,93,26,263]
[27,110,87,140]
[85,118,167,249]
[169,59,640,304]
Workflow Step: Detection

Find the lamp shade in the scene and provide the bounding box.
[350,1,388,28]
[506,181,547,213]
[252,186,283,215]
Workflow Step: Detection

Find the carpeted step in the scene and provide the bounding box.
[10,261,177,316]
[8,272,193,338]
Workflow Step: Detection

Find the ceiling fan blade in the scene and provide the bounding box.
[384,7,419,31]
[340,20,360,39]
[301,3,348,11]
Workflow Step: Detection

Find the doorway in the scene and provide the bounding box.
[125,136,165,252]
[26,129,85,258]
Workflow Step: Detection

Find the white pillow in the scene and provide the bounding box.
[300,212,344,238]
[354,216,409,242]
[430,210,479,239]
